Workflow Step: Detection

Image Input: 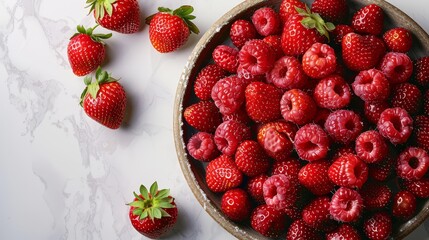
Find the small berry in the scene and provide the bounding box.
[184,101,222,133]
[239,39,276,75]
[383,27,413,53]
[330,187,363,222]
[360,182,392,209]
[351,4,384,35]
[368,156,395,182]
[206,155,243,192]
[302,43,337,79]
[313,75,351,109]
[298,160,335,196]
[281,89,317,125]
[235,140,271,177]
[324,110,363,144]
[329,154,368,188]
[363,212,392,240]
[377,107,413,144]
[221,188,252,222]
[263,174,298,210]
[257,121,297,161]
[271,158,302,180]
[245,82,283,123]
[286,219,323,240]
[294,124,330,161]
[187,132,220,162]
[302,196,337,231]
[266,56,308,89]
[379,52,413,84]
[230,19,258,49]
[279,0,306,23]
[194,64,227,101]
[311,0,348,23]
[214,120,251,156]
[251,7,281,36]
[414,56,429,87]
[355,130,388,163]
[212,45,239,73]
[326,224,361,240]
[391,83,422,116]
[251,204,288,238]
[392,190,417,219]
[414,115,429,152]
[331,24,354,45]
[397,147,429,180]
[247,174,269,204]
[402,177,429,198]
[263,35,283,60]
[342,33,386,71]
[352,69,390,103]
[211,76,247,115]
[364,101,389,125]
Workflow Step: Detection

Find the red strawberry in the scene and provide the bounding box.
[286,219,323,240]
[271,158,301,180]
[402,176,429,198]
[302,196,337,231]
[205,155,243,193]
[221,188,252,222]
[262,35,283,60]
[392,190,416,220]
[80,68,127,129]
[87,0,140,34]
[235,140,270,177]
[342,33,385,71]
[245,82,283,123]
[247,174,269,204]
[298,160,335,196]
[257,121,297,161]
[360,182,392,209]
[194,64,227,101]
[363,212,392,240]
[230,19,258,49]
[183,101,222,133]
[67,25,111,76]
[331,24,354,45]
[251,204,288,238]
[311,0,348,23]
[128,182,178,239]
[414,115,429,152]
[213,45,239,73]
[326,224,361,240]
[391,83,422,116]
[414,57,429,87]
[383,27,413,53]
[368,155,395,182]
[146,6,199,53]
[279,0,306,23]
[351,4,384,36]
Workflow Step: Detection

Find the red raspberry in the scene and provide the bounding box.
[221,188,252,222]
[245,82,283,123]
[364,101,389,125]
[414,56,429,87]
[313,75,351,109]
[187,132,220,162]
[355,130,388,163]
[262,35,283,60]
[214,120,251,156]
[379,52,413,84]
[331,24,354,45]
[257,121,297,161]
[286,219,323,240]
[324,110,363,144]
[360,182,392,209]
[391,83,422,116]
[377,107,413,144]
[298,160,335,196]
[247,174,268,204]
[302,43,337,79]
[263,174,298,210]
[251,7,281,37]
[279,0,306,23]
[271,158,301,180]
[326,224,361,240]
[368,155,395,182]
[383,27,413,53]
[294,124,330,161]
[236,64,266,82]
[205,155,243,192]
[222,106,251,125]
[211,76,247,115]
[424,90,429,115]
[194,64,227,101]
[280,89,317,125]
[313,108,331,127]
[251,204,288,238]
[352,69,390,103]
[329,154,368,188]
[239,39,275,75]
[363,212,392,240]
[415,115,429,152]
[392,190,416,220]
[230,19,258,49]
[397,147,429,180]
[333,145,356,159]
[329,187,363,222]
[235,140,270,177]
[402,177,429,198]
[184,101,222,133]
[266,56,308,89]
[302,196,337,231]
[212,45,239,73]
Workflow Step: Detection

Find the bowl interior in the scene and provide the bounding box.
[174,0,429,239]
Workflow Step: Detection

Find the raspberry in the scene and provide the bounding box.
[257,121,297,161]
[302,43,337,79]
[247,174,268,204]
[383,27,413,53]
[194,64,227,101]
[313,108,331,127]
[214,120,251,156]
[355,130,388,163]
[377,107,413,144]
[266,56,308,89]
[397,147,429,180]
[313,75,351,109]
[364,101,389,125]
[187,132,220,162]
[298,160,335,196]
[414,56,429,87]
[324,110,363,144]
[302,196,337,231]
[379,52,413,84]
[235,140,270,177]
[360,182,392,209]
[368,155,395,182]
[363,212,392,240]
[294,124,330,162]
[221,188,252,222]
[205,155,243,192]
[237,64,265,82]
[251,7,281,36]
[415,115,429,152]
[333,145,356,159]
[230,19,258,49]
[329,187,363,222]
[262,35,283,60]
[326,224,361,240]
[392,190,416,219]
[212,45,239,73]
[211,76,247,115]
[331,24,354,45]
[329,154,368,188]
[245,82,283,123]
[352,69,390,103]
[280,89,317,125]
[286,219,323,240]
[271,158,301,181]
[239,39,275,75]
[222,106,251,125]
[251,204,288,238]
[391,83,422,116]
[184,101,222,133]
[263,174,298,210]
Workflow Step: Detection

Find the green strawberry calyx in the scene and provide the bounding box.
[145,5,200,34]
[295,5,335,40]
[79,67,117,107]
[86,0,117,20]
[128,182,175,221]
[71,25,112,43]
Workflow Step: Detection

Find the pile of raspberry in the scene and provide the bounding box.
[183,1,429,239]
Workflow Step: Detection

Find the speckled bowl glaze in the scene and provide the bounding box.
[174,0,429,239]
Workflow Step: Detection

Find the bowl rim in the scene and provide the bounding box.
[173,0,429,239]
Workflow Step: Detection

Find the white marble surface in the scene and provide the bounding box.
[1,0,429,239]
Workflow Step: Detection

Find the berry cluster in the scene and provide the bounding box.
[183,0,429,239]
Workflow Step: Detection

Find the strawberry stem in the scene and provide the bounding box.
[145,5,200,34]
[79,67,117,107]
[86,0,117,20]
[295,5,335,41]
[71,25,112,43]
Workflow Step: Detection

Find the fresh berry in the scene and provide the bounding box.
[397,147,429,180]
[333,145,356,159]
[245,82,283,123]
[187,132,220,162]
[271,158,302,180]
[279,0,306,23]
[237,65,266,82]
[364,101,389,125]
[342,33,385,71]
[251,7,281,36]
[221,188,252,222]
[230,19,258,48]
[360,182,392,209]
[257,121,297,161]
[326,224,361,240]
[146,6,199,52]
[313,75,351,109]
[379,52,413,84]
[128,182,178,239]
[313,108,331,126]
[222,106,251,125]
[211,76,247,115]
[266,56,308,89]
[67,25,111,77]
[263,174,298,210]
[329,154,368,188]
[194,64,227,101]
[351,4,384,35]
[311,0,347,23]
[392,190,417,219]
[302,196,337,231]
[214,120,251,156]
[88,0,140,34]
[286,219,323,240]
[324,110,363,144]
[302,43,337,79]
[294,123,330,161]
[263,35,283,60]
[415,116,429,152]
[235,140,270,177]
[280,89,317,125]
[212,45,239,73]
[329,187,363,222]
[352,69,390,103]
[368,156,395,182]
[81,68,127,129]
[363,212,392,240]
[184,101,222,133]
[284,206,303,221]
[391,83,422,116]
[402,177,429,198]
[424,90,429,115]
[331,24,354,45]
[355,130,388,163]
[298,160,334,195]
[251,204,288,238]
[205,155,243,192]
[247,174,269,204]
[383,27,413,53]
[239,39,276,75]
[414,56,429,87]
[377,107,413,144]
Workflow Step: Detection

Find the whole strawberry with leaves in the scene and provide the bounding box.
[129,182,178,239]
[146,5,199,53]
[80,68,127,129]
[86,0,140,34]
[67,25,111,76]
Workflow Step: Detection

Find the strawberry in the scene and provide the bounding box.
[360,182,392,209]
[286,219,323,240]
[363,212,392,240]
[251,204,288,238]
[368,154,396,182]
[86,0,140,34]
[402,176,429,198]
[80,68,127,129]
[235,140,271,177]
[67,25,111,76]
[146,6,199,53]
[383,27,413,53]
[331,24,354,45]
[298,160,335,196]
[247,174,269,204]
[194,64,227,101]
[205,155,243,193]
[230,19,258,49]
[302,196,337,231]
[342,32,385,71]
[391,83,422,116]
[414,57,429,87]
[221,188,252,222]
[279,0,306,23]
[326,224,361,240]
[128,182,178,239]
[311,0,348,23]
[414,115,429,152]
[392,190,416,220]
[245,82,283,123]
[351,4,384,36]
[183,101,222,133]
